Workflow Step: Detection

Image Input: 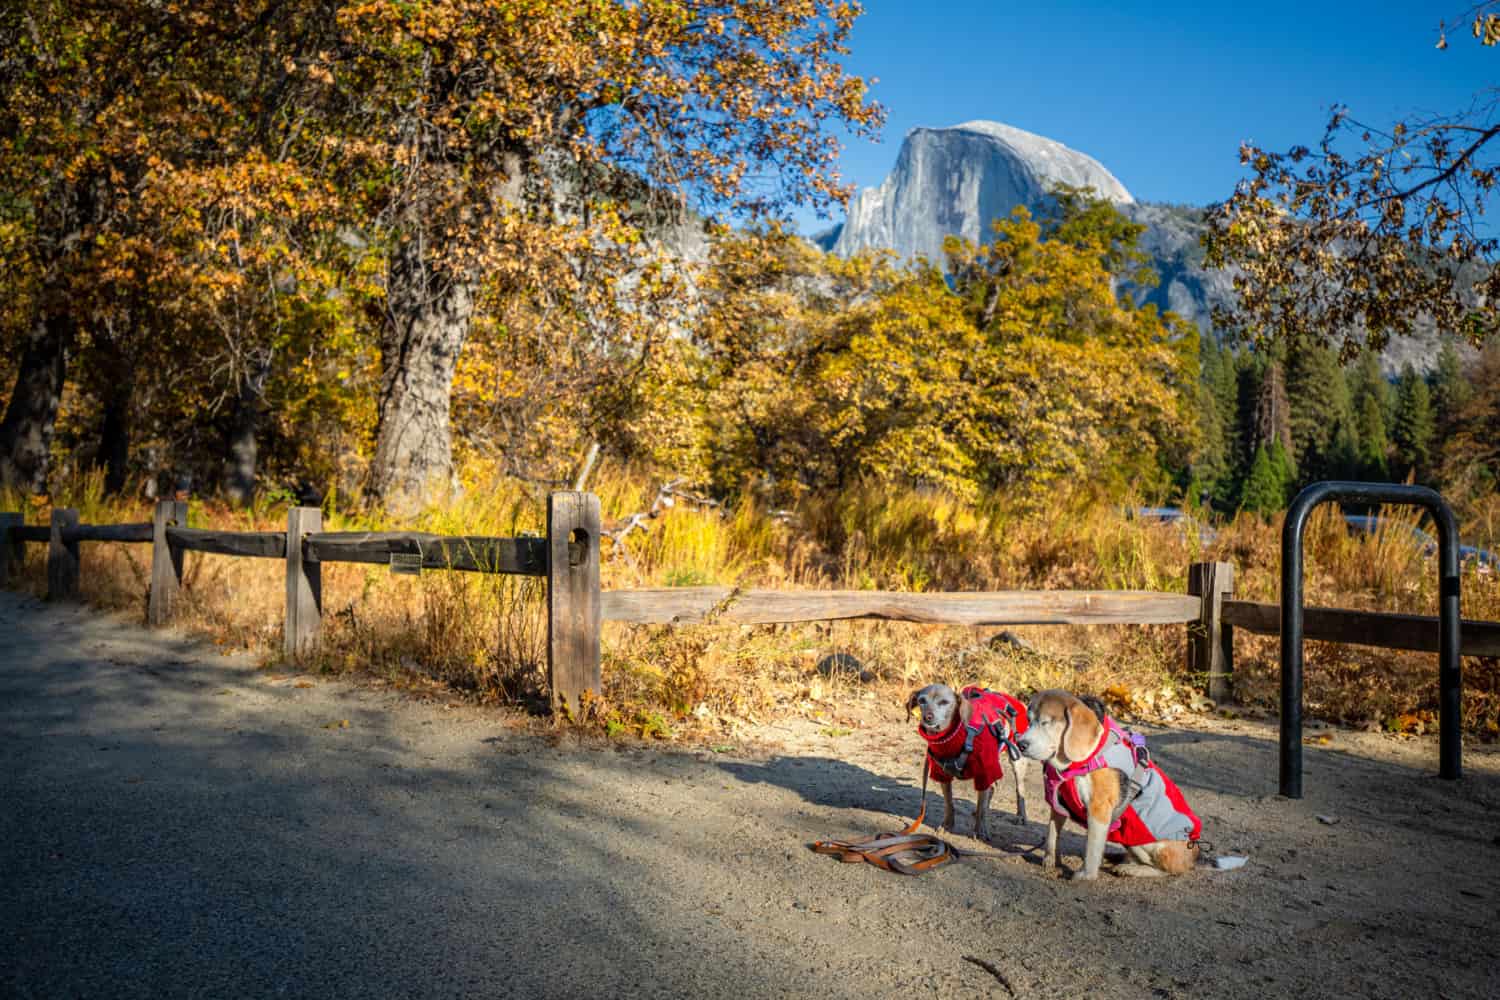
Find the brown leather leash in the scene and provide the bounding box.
[809,760,1021,875]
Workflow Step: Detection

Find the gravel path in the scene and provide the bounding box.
[3,590,1499,999]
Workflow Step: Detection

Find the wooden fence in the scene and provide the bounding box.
[3,494,1498,718]
[0,493,600,716]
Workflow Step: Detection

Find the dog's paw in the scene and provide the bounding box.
[1067,868,1101,882]
[1008,811,1027,826]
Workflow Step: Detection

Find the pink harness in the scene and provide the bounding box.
[1042,716,1202,846]
[1043,718,1131,832]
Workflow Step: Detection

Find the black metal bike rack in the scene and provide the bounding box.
[1280,481,1463,798]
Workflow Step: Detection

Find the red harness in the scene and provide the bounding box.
[918,687,1028,792]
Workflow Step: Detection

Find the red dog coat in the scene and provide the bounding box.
[918,687,1028,792]
[1043,716,1201,847]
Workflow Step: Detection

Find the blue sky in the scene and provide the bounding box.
[795,1,1495,232]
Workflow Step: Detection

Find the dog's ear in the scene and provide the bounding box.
[905,689,921,718]
[1061,696,1103,763]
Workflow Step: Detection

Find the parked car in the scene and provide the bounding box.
[1128,506,1218,545]
[1342,514,1496,571]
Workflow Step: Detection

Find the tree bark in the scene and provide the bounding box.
[369,238,474,515]
[98,372,132,495]
[222,352,271,506]
[0,312,73,494]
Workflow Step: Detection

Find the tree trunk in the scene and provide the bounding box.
[222,352,271,506]
[0,312,73,494]
[98,372,132,495]
[369,239,474,515]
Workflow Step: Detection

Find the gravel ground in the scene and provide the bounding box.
[3,590,1499,999]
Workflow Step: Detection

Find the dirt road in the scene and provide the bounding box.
[2,590,1498,999]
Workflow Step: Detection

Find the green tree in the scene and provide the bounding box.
[1192,338,1237,506]
[1240,440,1294,515]
[1391,363,1435,480]
[1286,334,1355,482]
[1432,340,1473,437]
[1355,392,1391,479]
[1347,351,1393,478]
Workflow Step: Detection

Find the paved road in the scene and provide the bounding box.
[3,591,1500,999]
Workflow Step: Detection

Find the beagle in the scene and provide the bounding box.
[906,683,1030,842]
[1015,689,1201,879]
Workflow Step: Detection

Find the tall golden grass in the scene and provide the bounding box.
[3,466,1497,741]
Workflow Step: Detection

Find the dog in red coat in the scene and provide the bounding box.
[907,683,1031,842]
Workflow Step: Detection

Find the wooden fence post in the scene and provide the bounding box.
[1188,561,1234,703]
[47,508,80,601]
[148,499,189,625]
[547,491,601,718]
[0,512,21,587]
[284,506,322,660]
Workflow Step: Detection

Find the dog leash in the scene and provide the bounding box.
[809,761,1020,875]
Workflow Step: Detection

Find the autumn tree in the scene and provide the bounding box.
[1441,339,1500,493]
[0,2,350,499]
[0,1,174,493]
[300,0,881,513]
[1204,7,1500,353]
[944,205,1199,497]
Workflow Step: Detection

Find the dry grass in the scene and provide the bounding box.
[3,466,1498,742]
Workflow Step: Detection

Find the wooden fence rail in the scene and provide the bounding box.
[599,588,1201,626]
[1220,599,1500,657]
[0,494,601,716]
[4,505,1497,720]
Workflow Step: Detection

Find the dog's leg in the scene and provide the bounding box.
[1113,840,1198,877]
[1075,775,1119,881]
[974,785,993,841]
[1113,847,1169,878]
[1042,809,1065,870]
[940,780,956,832]
[1011,757,1029,825]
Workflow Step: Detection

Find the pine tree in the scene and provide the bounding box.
[1286,335,1354,482]
[1392,363,1435,481]
[1347,351,1393,480]
[1431,340,1472,437]
[1356,391,1390,479]
[1253,357,1293,455]
[1193,338,1238,507]
[1240,442,1294,515]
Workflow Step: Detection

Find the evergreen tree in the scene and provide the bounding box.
[1392,364,1435,480]
[1230,352,1263,504]
[1329,419,1362,480]
[1286,335,1354,482]
[1253,357,1294,458]
[1193,337,1238,507]
[1431,340,1472,438]
[1241,440,1295,515]
[1356,391,1391,479]
[1348,351,1393,480]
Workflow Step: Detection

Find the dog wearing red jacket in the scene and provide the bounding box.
[1015,689,1202,879]
[907,683,1030,842]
